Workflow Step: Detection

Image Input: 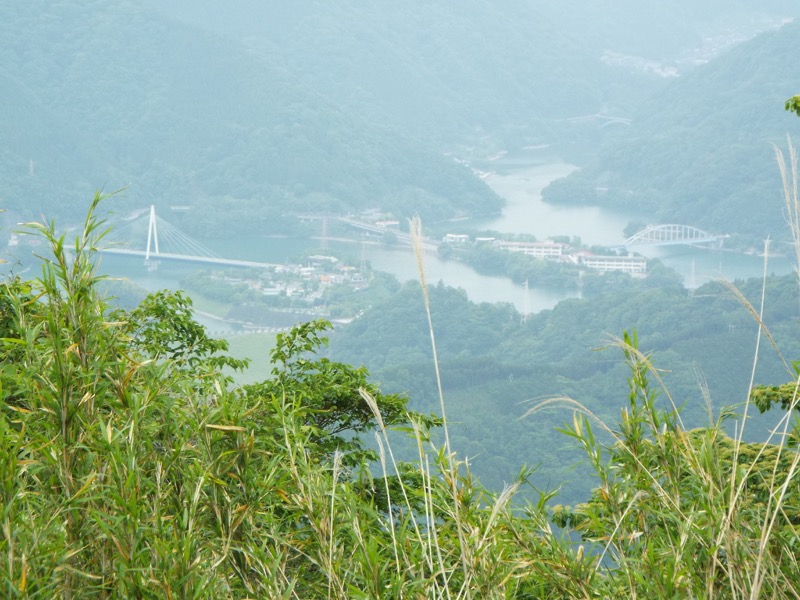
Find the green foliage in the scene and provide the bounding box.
[0,197,606,597]
[551,335,800,598]
[245,319,437,466]
[786,95,800,118]
[751,380,800,414]
[125,288,247,374]
[750,361,800,446]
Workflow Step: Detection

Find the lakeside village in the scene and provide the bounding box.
[176,220,650,331]
[177,253,373,330]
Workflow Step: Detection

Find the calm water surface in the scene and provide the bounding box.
[478,161,632,246]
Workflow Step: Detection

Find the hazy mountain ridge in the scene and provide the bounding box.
[147,0,798,150]
[0,1,500,227]
[145,0,651,148]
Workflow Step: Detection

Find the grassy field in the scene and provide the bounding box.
[222,331,278,384]
[185,291,280,384]
[189,293,232,317]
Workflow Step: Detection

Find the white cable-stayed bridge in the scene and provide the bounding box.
[101,206,281,270]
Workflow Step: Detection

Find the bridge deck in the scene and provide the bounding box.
[100,248,280,269]
[337,217,439,250]
[626,237,722,247]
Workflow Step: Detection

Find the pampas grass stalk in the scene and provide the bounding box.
[360,388,433,575]
[327,450,343,600]
[776,138,800,282]
[717,239,771,555]
[409,217,452,458]
[746,140,800,596]
[409,216,472,596]
[413,421,453,600]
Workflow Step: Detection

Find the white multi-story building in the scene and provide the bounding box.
[494,240,566,258]
[577,252,647,273]
[443,233,470,244]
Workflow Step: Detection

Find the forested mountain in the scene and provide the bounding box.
[0,1,499,228]
[327,272,800,498]
[3,1,795,234]
[543,19,800,243]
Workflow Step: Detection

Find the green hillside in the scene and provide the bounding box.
[543,19,800,243]
[327,272,800,498]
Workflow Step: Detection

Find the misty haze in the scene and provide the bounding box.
[3,1,800,596]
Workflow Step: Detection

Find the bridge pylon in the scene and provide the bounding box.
[102,207,280,270]
[144,205,161,270]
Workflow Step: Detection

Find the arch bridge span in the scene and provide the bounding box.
[625,224,727,248]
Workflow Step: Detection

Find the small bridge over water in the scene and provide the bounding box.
[624,224,728,249]
[558,113,632,127]
[102,206,280,270]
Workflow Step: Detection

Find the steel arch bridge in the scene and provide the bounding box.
[624,224,727,248]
